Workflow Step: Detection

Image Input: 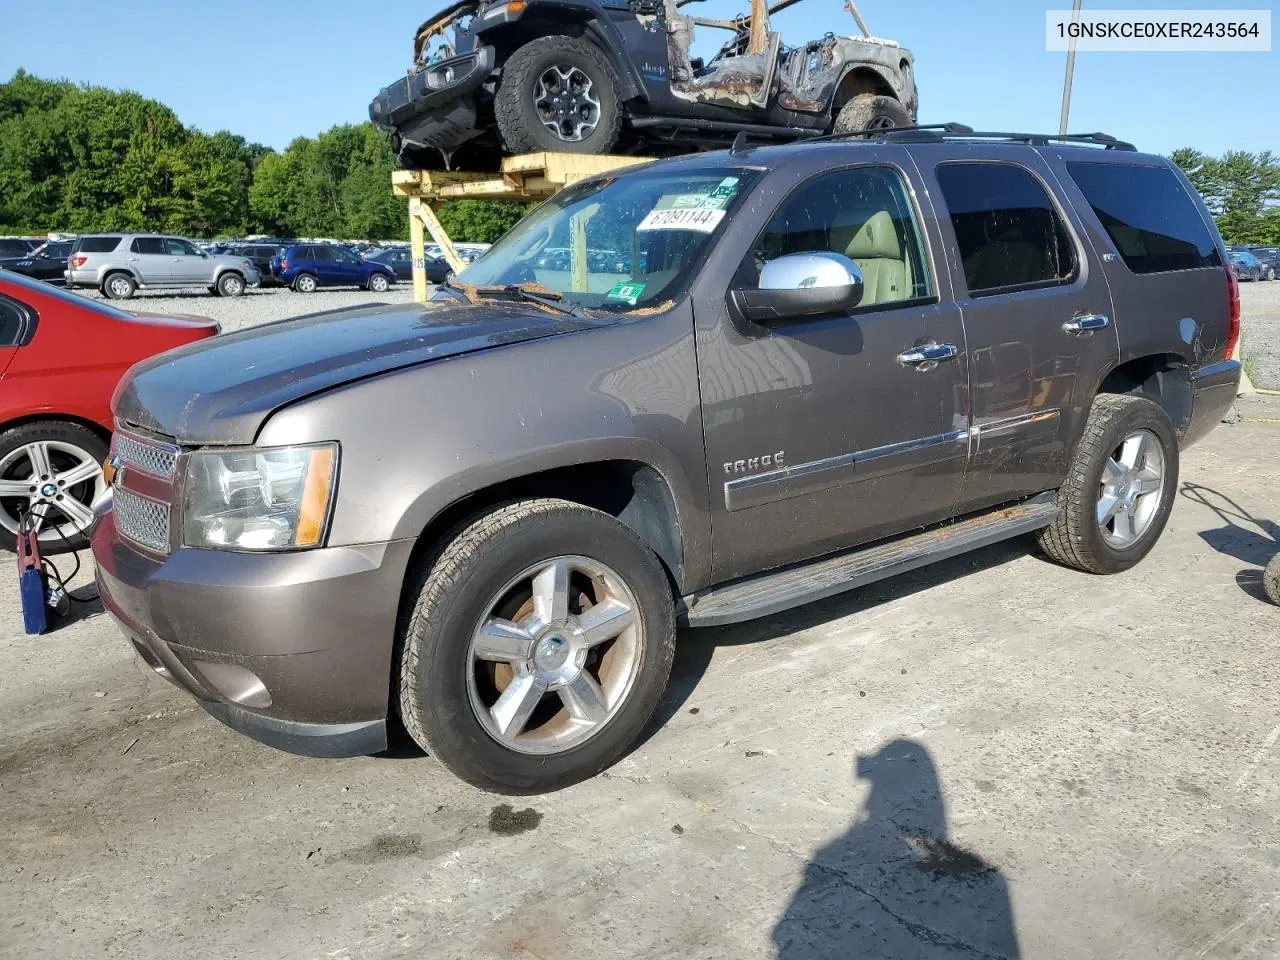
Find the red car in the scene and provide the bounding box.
[0,271,218,551]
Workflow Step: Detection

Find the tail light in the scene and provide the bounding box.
[280,258,288,271]
[1224,265,1240,361]
[71,254,88,268]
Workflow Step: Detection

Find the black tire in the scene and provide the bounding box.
[1037,394,1179,575]
[368,272,390,293]
[0,420,108,553]
[494,36,622,155]
[216,272,245,297]
[833,94,912,134]
[102,272,136,300]
[1264,553,1280,606]
[293,272,318,293]
[398,498,676,794]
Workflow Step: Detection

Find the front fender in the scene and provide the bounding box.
[256,305,712,589]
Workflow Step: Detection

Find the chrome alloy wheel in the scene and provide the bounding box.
[108,275,133,298]
[466,555,643,754]
[0,440,104,544]
[534,65,601,141]
[1097,428,1165,548]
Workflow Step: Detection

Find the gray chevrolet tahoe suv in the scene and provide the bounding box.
[92,128,1242,793]
[66,234,261,299]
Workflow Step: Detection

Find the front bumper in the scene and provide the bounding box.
[369,46,495,150]
[92,506,415,757]
[1182,358,1242,448]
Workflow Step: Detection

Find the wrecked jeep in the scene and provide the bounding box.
[369,0,918,168]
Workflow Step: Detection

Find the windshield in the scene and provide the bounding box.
[457,166,760,310]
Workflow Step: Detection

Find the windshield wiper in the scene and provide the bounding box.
[475,284,588,318]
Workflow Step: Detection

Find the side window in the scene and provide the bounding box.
[750,166,932,308]
[0,295,32,346]
[311,247,333,262]
[166,239,199,256]
[1065,161,1222,274]
[131,237,166,255]
[935,162,1077,297]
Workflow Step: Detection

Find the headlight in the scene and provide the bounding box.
[182,443,338,551]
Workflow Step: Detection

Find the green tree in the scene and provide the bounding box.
[1171,147,1280,245]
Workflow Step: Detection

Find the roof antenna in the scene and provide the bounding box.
[729,131,752,157]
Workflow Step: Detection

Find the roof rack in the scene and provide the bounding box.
[820,123,1136,151]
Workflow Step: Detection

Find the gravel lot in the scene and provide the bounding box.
[68,278,1278,388]
[1239,281,1280,389]
[78,283,419,333]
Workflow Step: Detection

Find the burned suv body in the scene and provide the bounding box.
[94,128,1240,794]
[369,0,917,168]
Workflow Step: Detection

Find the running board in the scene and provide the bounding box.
[678,493,1059,628]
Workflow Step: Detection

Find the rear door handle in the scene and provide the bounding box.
[897,342,959,367]
[1063,314,1110,334]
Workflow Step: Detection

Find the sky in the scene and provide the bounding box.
[0,0,1274,157]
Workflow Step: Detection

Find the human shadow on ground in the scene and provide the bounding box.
[773,739,1020,959]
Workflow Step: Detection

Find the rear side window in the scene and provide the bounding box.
[1066,162,1222,274]
[0,239,32,257]
[77,236,122,253]
[936,162,1076,297]
[311,247,333,262]
[0,295,31,346]
[131,237,166,255]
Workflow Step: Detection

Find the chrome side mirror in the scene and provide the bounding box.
[732,252,865,323]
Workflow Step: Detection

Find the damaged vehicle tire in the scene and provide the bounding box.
[495,36,622,155]
[397,498,676,794]
[833,94,911,134]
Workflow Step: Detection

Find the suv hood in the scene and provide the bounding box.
[114,300,601,444]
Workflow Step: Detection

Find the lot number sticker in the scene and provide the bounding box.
[606,281,646,305]
[637,207,726,233]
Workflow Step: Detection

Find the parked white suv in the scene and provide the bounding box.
[66,234,261,299]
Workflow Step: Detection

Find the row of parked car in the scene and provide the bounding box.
[0,235,490,299]
[1228,245,1280,282]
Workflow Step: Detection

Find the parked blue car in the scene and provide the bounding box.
[271,243,396,293]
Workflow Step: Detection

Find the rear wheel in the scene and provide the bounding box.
[833,94,912,134]
[1037,394,1178,574]
[216,272,245,297]
[398,498,676,793]
[103,272,136,300]
[0,421,107,553]
[293,273,318,293]
[495,36,622,155]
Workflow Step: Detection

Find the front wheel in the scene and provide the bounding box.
[494,36,622,155]
[833,94,912,134]
[0,421,108,553]
[368,272,390,293]
[1037,394,1179,574]
[217,272,245,297]
[398,499,676,794]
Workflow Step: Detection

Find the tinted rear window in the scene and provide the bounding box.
[0,239,32,256]
[1066,162,1221,274]
[131,237,166,255]
[78,236,123,253]
[935,162,1076,297]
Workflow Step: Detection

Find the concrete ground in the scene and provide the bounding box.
[1239,281,1280,390]
[2,387,1279,958]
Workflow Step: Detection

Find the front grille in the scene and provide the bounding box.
[115,432,177,478]
[114,488,171,553]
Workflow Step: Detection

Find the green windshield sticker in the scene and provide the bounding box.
[606,281,646,305]
[672,193,708,208]
[699,177,741,209]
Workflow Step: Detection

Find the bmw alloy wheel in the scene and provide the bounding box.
[0,440,104,545]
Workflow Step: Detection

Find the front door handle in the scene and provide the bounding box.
[897,342,959,367]
[1063,314,1110,334]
